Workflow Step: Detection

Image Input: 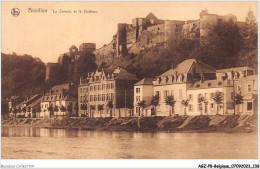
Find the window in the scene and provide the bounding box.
[237,85,241,94]
[83,88,85,93]
[90,86,93,91]
[111,83,115,89]
[111,93,114,100]
[86,87,88,92]
[136,88,141,93]
[136,96,140,102]
[210,93,214,100]
[247,84,252,93]
[102,84,106,90]
[94,95,97,102]
[247,102,252,111]
[231,92,234,100]
[210,103,214,112]
[204,93,208,99]
[102,94,106,101]
[98,85,101,91]
[80,96,83,102]
[205,104,208,114]
[83,96,86,102]
[198,104,203,112]
[179,89,182,99]
[164,90,169,99]
[90,95,93,102]
[94,85,97,91]
[80,88,82,93]
[188,104,193,112]
[107,83,110,89]
[188,94,193,101]
[106,93,110,100]
[98,94,101,101]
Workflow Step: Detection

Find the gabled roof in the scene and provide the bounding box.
[135,78,155,86]
[145,12,159,21]
[159,59,216,77]
[64,95,77,101]
[24,94,41,105]
[216,67,254,73]
[115,68,138,81]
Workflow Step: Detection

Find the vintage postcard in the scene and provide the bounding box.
[1,1,259,168]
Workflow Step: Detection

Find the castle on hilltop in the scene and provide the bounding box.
[93,12,238,64]
[46,12,240,84]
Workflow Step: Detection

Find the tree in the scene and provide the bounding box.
[98,104,104,117]
[74,103,79,116]
[90,105,96,117]
[181,100,189,116]
[213,91,224,115]
[107,100,113,117]
[199,19,243,69]
[54,105,59,112]
[13,108,18,118]
[67,103,73,117]
[165,96,176,116]
[198,96,205,115]
[234,94,243,114]
[60,105,66,113]
[137,100,146,116]
[48,103,54,116]
[243,9,258,51]
[1,101,9,119]
[151,94,160,116]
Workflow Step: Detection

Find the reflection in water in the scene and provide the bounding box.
[1,126,258,159]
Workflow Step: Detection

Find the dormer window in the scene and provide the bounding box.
[217,81,222,86]
[207,82,211,87]
[165,76,168,83]
[178,74,184,82]
[196,84,200,88]
[234,72,239,79]
[171,76,175,83]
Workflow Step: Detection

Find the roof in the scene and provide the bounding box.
[115,68,138,81]
[135,78,155,86]
[188,79,233,90]
[52,83,70,91]
[145,12,159,21]
[159,59,216,77]
[27,97,41,108]
[24,94,41,105]
[216,67,254,73]
[64,95,77,101]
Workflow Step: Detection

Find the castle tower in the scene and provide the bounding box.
[79,43,96,54]
[116,23,128,57]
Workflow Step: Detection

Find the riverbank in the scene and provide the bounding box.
[1,114,258,133]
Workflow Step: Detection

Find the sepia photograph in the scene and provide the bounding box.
[1,0,259,168]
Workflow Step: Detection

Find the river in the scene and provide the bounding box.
[1,126,258,159]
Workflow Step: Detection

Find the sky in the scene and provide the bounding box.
[2,1,258,63]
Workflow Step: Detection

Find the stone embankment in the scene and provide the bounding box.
[1,114,257,133]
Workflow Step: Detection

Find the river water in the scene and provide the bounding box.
[1,126,258,159]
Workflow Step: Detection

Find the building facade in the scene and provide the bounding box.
[134,78,154,116]
[153,59,216,116]
[41,83,77,118]
[79,68,138,117]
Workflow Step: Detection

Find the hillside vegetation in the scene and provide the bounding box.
[1,53,46,99]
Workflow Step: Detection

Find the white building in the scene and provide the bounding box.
[153,59,216,116]
[134,78,155,116]
[187,79,234,116]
